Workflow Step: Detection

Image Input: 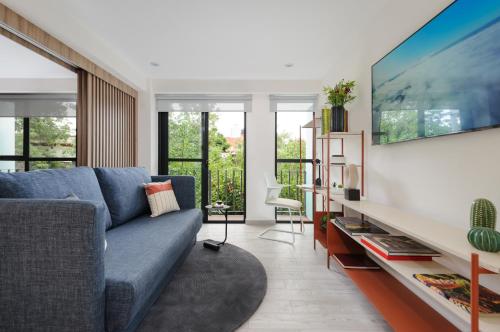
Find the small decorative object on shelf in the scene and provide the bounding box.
[467,227,500,253]
[470,198,496,229]
[321,108,331,135]
[331,154,346,165]
[345,164,358,188]
[344,189,360,201]
[467,198,500,252]
[331,182,343,194]
[344,164,360,201]
[320,214,328,230]
[315,159,322,186]
[323,79,356,132]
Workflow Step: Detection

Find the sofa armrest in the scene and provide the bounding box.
[151,175,196,209]
[0,199,106,332]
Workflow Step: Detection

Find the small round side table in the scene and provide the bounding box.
[203,204,231,251]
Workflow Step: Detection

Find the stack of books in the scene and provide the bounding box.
[361,235,441,261]
[334,217,389,236]
[414,273,500,314]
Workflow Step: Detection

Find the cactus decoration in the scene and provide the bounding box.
[470,198,496,229]
[467,227,500,253]
[468,198,500,253]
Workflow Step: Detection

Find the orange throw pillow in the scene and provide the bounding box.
[144,180,180,217]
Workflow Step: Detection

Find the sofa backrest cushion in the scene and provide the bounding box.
[0,166,112,230]
[93,167,151,227]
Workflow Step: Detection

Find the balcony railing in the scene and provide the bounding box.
[276,169,308,215]
[208,167,308,217]
[209,168,244,215]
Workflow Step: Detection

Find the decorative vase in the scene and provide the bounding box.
[470,198,496,229]
[321,108,331,135]
[330,105,345,132]
[467,227,500,252]
[345,164,358,189]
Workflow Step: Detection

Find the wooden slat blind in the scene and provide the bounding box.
[77,71,137,167]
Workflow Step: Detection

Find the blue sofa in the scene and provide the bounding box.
[0,167,203,332]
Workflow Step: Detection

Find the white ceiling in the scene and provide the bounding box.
[2,0,391,80]
[0,34,75,78]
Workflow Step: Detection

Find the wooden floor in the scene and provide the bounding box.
[197,223,392,332]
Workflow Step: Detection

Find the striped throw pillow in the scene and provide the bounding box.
[144,180,180,217]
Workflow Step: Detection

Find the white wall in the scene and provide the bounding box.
[138,79,322,223]
[323,0,500,232]
[1,0,147,91]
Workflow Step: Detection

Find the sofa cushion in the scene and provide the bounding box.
[0,167,112,229]
[104,209,202,332]
[94,167,152,227]
[144,180,180,217]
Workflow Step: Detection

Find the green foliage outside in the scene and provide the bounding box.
[14,117,76,171]
[167,112,244,211]
[167,112,306,215]
[276,131,307,214]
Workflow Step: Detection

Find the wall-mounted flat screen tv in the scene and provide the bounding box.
[372,0,500,145]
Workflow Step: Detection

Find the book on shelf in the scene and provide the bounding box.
[361,235,441,261]
[333,253,380,270]
[413,273,500,315]
[334,217,389,236]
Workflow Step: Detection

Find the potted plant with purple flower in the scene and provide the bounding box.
[323,79,356,132]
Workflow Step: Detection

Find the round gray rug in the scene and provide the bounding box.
[137,242,267,332]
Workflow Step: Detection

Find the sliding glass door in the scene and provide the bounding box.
[162,111,205,209]
[158,109,246,222]
[208,112,245,222]
[271,94,317,222]
[275,111,313,221]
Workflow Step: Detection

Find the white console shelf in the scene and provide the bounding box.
[329,194,500,273]
[328,194,500,331]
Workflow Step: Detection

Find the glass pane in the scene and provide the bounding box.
[276,162,308,216]
[0,161,24,173]
[30,160,76,170]
[168,112,202,159]
[276,112,313,159]
[29,117,76,158]
[168,161,202,208]
[208,112,245,221]
[0,117,23,156]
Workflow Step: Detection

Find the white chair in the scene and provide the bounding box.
[258,173,305,244]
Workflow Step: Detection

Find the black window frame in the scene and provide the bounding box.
[158,111,247,224]
[0,117,77,172]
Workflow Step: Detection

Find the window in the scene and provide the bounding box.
[157,94,249,222]
[0,94,77,173]
[272,95,317,221]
